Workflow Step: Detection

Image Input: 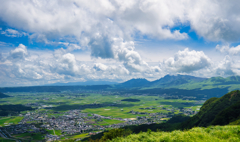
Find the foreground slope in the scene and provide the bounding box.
[110,125,240,142]
[179,90,240,128]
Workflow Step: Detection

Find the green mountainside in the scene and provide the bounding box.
[211,100,240,125]
[115,75,240,92]
[166,75,240,90]
[179,90,240,128]
[146,74,206,88]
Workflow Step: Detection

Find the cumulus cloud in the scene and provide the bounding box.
[8,44,28,60]
[1,0,240,44]
[188,0,240,42]
[165,48,211,72]
[89,37,149,72]
[51,53,87,76]
[216,44,240,55]
[93,63,108,71]
[0,0,189,42]
[214,55,237,76]
[1,1,240,86]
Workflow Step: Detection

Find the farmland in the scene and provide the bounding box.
[0,91,203,141]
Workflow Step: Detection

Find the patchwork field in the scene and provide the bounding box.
[0,93,202,119]
[0,92,204,141]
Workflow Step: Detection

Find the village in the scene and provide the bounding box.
[0,105,199,141]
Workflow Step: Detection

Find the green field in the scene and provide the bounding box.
[0,116,23,126]
[72,133,89,138]
[46,129,61,136]
[0,93,202,120]
[93,119,125,126]
[0,92,204,140]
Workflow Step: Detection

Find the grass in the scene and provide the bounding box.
[72,133,89,138]
[93,119,125,126]
[110,125,240,142]
[47,129,62,136]
[0,116,23,126]
[60,133,89,140]
[55,130,62,136]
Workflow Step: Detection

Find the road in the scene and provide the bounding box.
[0,129,22,142]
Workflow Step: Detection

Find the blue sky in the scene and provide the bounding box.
[1,0,240,87]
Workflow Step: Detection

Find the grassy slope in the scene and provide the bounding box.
[110,125,240,142]
[179,90,240,129]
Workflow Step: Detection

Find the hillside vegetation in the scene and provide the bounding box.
[179,90,240,128]
[110,125,240,142]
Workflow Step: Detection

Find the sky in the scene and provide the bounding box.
[1,0,240,87]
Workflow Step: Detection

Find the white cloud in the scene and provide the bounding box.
[214,55,236,76]
[93,63,108,71]
[1,0,239,43]
[1,29,27,37]
[89,36,149,72]
[216,44,240,55]
[165,48,211,73]
[8,44,28,60]
[2,43,240,86]
[187,0,240,42]
[1,1,240,86]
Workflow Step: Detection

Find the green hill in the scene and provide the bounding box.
[179,90,240,129]
[211,100,240,125]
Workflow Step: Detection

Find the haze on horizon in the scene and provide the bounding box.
[1,0,240,87]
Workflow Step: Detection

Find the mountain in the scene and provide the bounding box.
[146,74,207,88]
[46,80,118,86]
[114,78,150,88]
[113,75,207,89]
[0,92,10,98]
[148,75,240,91]
[179,90,240,129]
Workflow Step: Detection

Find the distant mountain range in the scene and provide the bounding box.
[115,75,240,91]
[45,80,118,86]
[1,75,240,100]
